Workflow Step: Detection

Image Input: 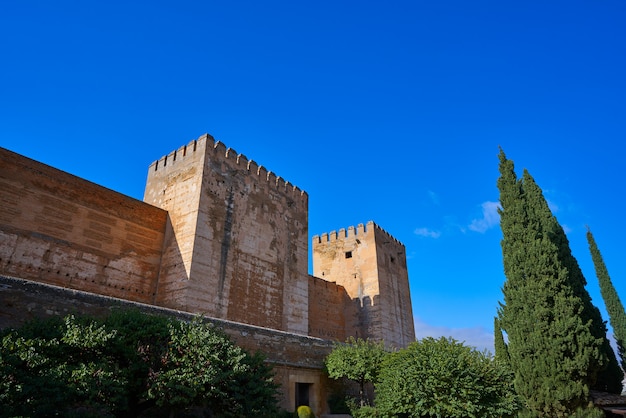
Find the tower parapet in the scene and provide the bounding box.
[148,134,307,203]
[313,221,404,246]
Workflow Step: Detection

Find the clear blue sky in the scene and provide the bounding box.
[2,1,625,352]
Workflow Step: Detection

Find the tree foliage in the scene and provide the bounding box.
[0,309,279,417]
[494,316,510,366]
[147,317,279,416]
[324,336,387,406]
[0,314,127,417]
[496,149,617,417]
[375,337,520,418]
[587,227,626,371]
[522,172,622,394]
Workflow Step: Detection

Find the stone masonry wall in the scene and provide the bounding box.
[312,221,416,348]
[142,139,205,310]
[0,140,414,413]
[144,134,310,334]
[312,222,381,341]
[371,226,416,348]
[308,274,360,342]
[0,147,167,304]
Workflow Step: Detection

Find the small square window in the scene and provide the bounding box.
[345,251,352,259]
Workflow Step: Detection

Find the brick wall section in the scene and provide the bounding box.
[0,147,167,304]
[308,274,358,342]
[0,275,335,414]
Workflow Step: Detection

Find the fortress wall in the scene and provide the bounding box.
[143,137,206,309]
[372,226,415,348]
[200,135,309,334]
[307,274,352,341]
[0,275,334,415]
[0,137,414,413]
[144,134,310,334]
[0,147,167,303]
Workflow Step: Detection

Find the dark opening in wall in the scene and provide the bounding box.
[295,382,312,407]
[345,251,352,259]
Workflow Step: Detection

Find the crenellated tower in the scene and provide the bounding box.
[144,134,309,334]
[0,133,417,415]
[312,221,415,348]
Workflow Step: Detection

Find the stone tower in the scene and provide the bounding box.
[312,221,415,348]
[143,134,309,334]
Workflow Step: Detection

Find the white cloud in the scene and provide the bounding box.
[468,201,501,233]
[414,317,494,354]
[428,190,440,205]
[414,227,441,238]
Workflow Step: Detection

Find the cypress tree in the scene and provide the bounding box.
[522,172,622,394]
[494,316,510,365]
[587,227,626,372]
[497,149,605,416]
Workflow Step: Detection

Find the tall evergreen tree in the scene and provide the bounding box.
[494,316,510,366]
[497,149,607,416]
[587,227,626,372]
[522,172,622,394]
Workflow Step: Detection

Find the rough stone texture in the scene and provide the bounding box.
[0,134,416,414]
[312,221,415,348]
[143,135,309,334]
[0,147,166,304]
[308,274,356,341]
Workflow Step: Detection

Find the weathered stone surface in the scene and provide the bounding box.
[143,135,310,334]
[0,134,415,414]
[0,147,166,304]
[312,221,415,348]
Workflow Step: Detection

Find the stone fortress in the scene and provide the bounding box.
[0,133,415,414]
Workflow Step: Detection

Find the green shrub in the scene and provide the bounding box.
[297,405,314,418]
[0,310,280,418]
[327,392,351,413]
[375,337,520,418]
[346,396,380,418]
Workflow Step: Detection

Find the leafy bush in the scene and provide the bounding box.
[297,405,315,417]
[0,310,280,417]
[351,405,380,418]
[0,314,127,417]
[375,336,521,418]
[324,336,387,406]
[346,397,380,418]
[327,391,351,413]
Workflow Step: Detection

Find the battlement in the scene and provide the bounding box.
[312,220,404,247]
[148,133,307,200]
